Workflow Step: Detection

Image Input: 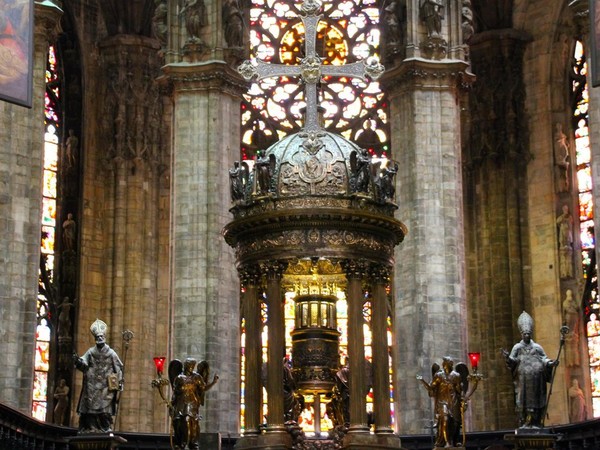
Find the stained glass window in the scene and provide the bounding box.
[241,0,389,160]
[572,41,600,417]
[33,45,61,420]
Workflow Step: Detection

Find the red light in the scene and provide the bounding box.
[153,356,166,374]
[468,352,480,370]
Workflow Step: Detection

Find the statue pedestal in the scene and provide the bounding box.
[504,429,558,450]
[68,433,127,450]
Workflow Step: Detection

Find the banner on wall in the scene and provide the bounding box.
[0,0,34,108]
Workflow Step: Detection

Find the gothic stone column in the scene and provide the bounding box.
[383,59,470,433]
[163,61,245,434]
[0,0,62,414]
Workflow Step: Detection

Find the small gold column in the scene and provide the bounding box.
[371,264,393,434]
[240,266,262,435]
[263,262,287,432]
[343,260,369,433]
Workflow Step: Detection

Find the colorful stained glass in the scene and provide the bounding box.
[33,371,48,401]
[241,0,388,160]
[43,170,57,198]
[32,401,47,421]
[42,198,56,227]
[577,166,593,192]
[41,225,55,253]
[579,192,594,222]
[35,341,50,371]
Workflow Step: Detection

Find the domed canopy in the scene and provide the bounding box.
[224,130,407,266]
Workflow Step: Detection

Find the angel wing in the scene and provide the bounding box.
[197,360,210,382]
[168,359,183,388]
[431,362,440,379]
[455,362,470,395]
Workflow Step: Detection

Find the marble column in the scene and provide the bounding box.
[343,260,369,433]
[263,262,287,432]
[383,58,470,433]
[370,265,393,434]
[240,265,262,435]
[163,61,245,433]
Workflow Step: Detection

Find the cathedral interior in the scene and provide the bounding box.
[2,0,600,448]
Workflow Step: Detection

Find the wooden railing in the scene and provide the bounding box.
[1,402,599,450]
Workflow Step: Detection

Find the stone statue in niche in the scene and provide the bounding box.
[152,0,168,48]
[380,0,404,59]
[554,123,571,193]
[419,0,444,37]
[65,129,79,169]
[57,297,74,339]
[180,0,208,43]
[53,378,70,425]
[222,0,244,48]
[461,0,474,43]
[557,204,573,278]
[562,289,581,367]
[568,378,586,422]
[62,213,77,252]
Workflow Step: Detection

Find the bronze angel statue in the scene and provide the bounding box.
[168,358,219,450]
[417,356,480,448]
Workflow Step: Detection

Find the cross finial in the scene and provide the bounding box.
[239,0,384,133]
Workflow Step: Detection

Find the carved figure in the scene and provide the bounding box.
[53,379,70,425]
[502,312,558,428]
[568,378,586,422]
[461,0,474,43]
[73,319,124,433]
[554,123,570,193]
[419,0,444,37]
[229,161,248,201]
[557,204,573,278]
[283,358,304,422]
[562,289,581,367]
[222,0,244,48]
[381,0,403,48]
[152,0,168,47]
[180,0,207,42]
[65,129,79,169]
[417,356,467,447]
[329,363,350,426]
[350,148,371,194]
[168,358,218,450]
[57,297,73,339]
[62,213,76,252]
[255,152,276,195]
[377,162,398,202]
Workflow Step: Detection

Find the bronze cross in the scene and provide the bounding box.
[238,0,384,133]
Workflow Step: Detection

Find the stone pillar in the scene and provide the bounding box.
[163,61,245,434]
[466,29,532,429]
[0,0,62,414]
[240,265,262,435]
[343,260,368,433]
[263,261,286,432]
[370,265,393,434]
[383,58,470,433]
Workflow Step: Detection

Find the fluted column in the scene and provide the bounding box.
[240,265,262,435]
[343,260,369,433]
[263,261,287,432]
[370,265,393,434]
